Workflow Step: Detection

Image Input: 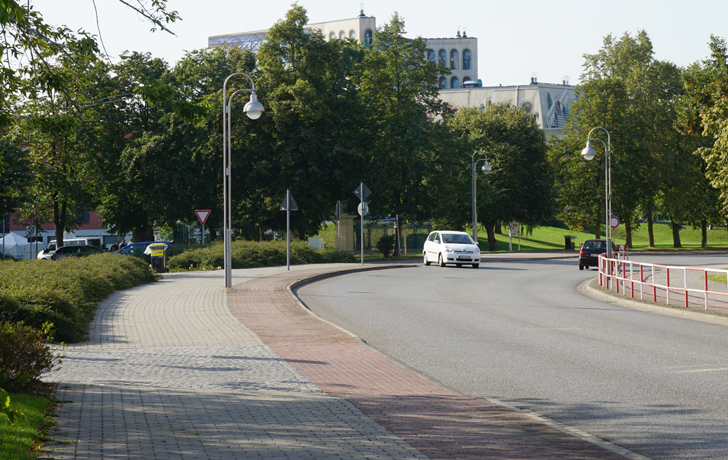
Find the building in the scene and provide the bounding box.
[209,11,576,137]
[438,77,577,138]
[208,10,477,90]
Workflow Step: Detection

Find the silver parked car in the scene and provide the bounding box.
[423,230,480,268]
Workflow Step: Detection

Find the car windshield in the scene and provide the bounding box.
[442,234,472,244]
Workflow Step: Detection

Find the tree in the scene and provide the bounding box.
[677,35,728,234]
[355,13,451,255]
[251,5,368,239]
[558,31,689,248]
[448,104,555,251]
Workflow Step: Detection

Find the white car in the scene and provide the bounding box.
[423,230,480,268]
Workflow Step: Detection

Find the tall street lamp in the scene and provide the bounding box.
[222,73,264,289]
[471,150,492,243]
[581,126,612,258]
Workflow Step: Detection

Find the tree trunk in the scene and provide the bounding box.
[701,219,708,249]
[594,217,601,239]
[671,221,682,248]
[495,221,502,234]
[647,212,655,248]
[485,221,497,252]
[625,219,632,248]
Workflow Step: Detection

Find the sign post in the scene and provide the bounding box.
[353,183,371,265]
[195,210,211,245]
[280,190,298,270]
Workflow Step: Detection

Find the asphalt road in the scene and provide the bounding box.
[295,255,728,460]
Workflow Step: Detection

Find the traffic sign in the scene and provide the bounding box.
[280,192,298,211]
[195,210,211,226]
[358,202,369,216]
[353,183,371,201]
[610,215,620,229]
[25,225,36,237]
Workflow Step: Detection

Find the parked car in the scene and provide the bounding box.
[423,230,480,268]
[50,244,102,260]
[37,237,102,260]
[117,242,168,258]
[578,239,617,270]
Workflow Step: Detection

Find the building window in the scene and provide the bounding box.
[438,49,446,66]
[364,29,373,47]
[350,30,356,39]
[427,49,435,61]
[439,77,447,89]
[522,101,533,114]
[329,32,335,41]
[463,49,472,70]
[451,77,459,89]
[450,50,459,70]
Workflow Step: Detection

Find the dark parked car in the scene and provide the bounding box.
[578,239,617,270]
[117,242,168,258]
[50,244,102,260]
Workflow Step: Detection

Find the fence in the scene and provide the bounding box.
[598,254,728,312]
[354,221,433,255]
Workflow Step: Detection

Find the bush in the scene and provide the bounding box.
[167,240,356,271]
[0,322,59,394]
[0,254,158,343]
[376,235,395,258]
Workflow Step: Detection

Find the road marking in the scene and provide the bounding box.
[680,367,728,373]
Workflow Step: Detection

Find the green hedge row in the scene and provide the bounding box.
[0,254,158,343]
[167,240,356,271]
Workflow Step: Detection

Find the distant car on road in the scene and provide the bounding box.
[578,239,617,270]
[117,242,168,258]
[423,230,480,268]
[50,244,102,260]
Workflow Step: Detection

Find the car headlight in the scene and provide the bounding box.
[445,246,454,253]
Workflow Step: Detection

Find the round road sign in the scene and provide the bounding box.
[358,202,369,216]
[610,215,620,229]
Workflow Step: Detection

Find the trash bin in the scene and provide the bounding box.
[146,243,168,273]
[564,235,576,250]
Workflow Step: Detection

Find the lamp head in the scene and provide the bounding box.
[581,140,596,161]
[481,160,492,174]
[244,92,264,120]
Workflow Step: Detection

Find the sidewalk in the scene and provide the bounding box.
[46,261,639,460]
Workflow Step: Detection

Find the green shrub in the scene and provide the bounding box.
[376,235,395,258]
[0,254,157,343]
[0,322,59,394]
[167,240,356,271]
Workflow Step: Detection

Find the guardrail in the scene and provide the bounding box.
[597,255,728,311]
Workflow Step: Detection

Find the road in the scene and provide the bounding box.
[295,254,728,460]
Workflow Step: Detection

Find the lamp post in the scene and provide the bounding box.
[581,127,612,258]
[471,150,492,242]
[222,73,264,289]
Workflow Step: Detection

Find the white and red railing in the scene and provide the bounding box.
[597,254,728,311]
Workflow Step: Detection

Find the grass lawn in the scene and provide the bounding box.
[0,392,56,459]
[314,221,728,255]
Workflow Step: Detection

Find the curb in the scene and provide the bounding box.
[579,277,728,327]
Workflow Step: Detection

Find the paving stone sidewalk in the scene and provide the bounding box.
[46,261,639,459]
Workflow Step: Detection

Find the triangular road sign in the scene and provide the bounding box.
[195,210,211,225]
[280,192,298,211]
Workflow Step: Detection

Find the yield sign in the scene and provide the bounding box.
[195,210,211,226]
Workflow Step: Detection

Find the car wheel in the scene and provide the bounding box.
[579,264,584,270]
[472,263,479,269]
[438,254,446,267]
[423,253,430,266]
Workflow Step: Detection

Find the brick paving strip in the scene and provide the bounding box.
[227,265,642,460]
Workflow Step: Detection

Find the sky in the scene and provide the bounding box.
[31,0,728,87]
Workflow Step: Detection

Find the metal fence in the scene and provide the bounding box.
[598,255,728,312]
[354,221,433,255]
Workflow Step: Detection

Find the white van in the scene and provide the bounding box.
[36,237,102,260]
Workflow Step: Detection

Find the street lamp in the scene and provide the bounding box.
[222,73,264,289]
[471,150,492,243]
[581,126,612,258]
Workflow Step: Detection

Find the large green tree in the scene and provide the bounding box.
[556,31,691,248]
[252,5,368,239]
[355,13,451,255]
[448,104,554,251]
